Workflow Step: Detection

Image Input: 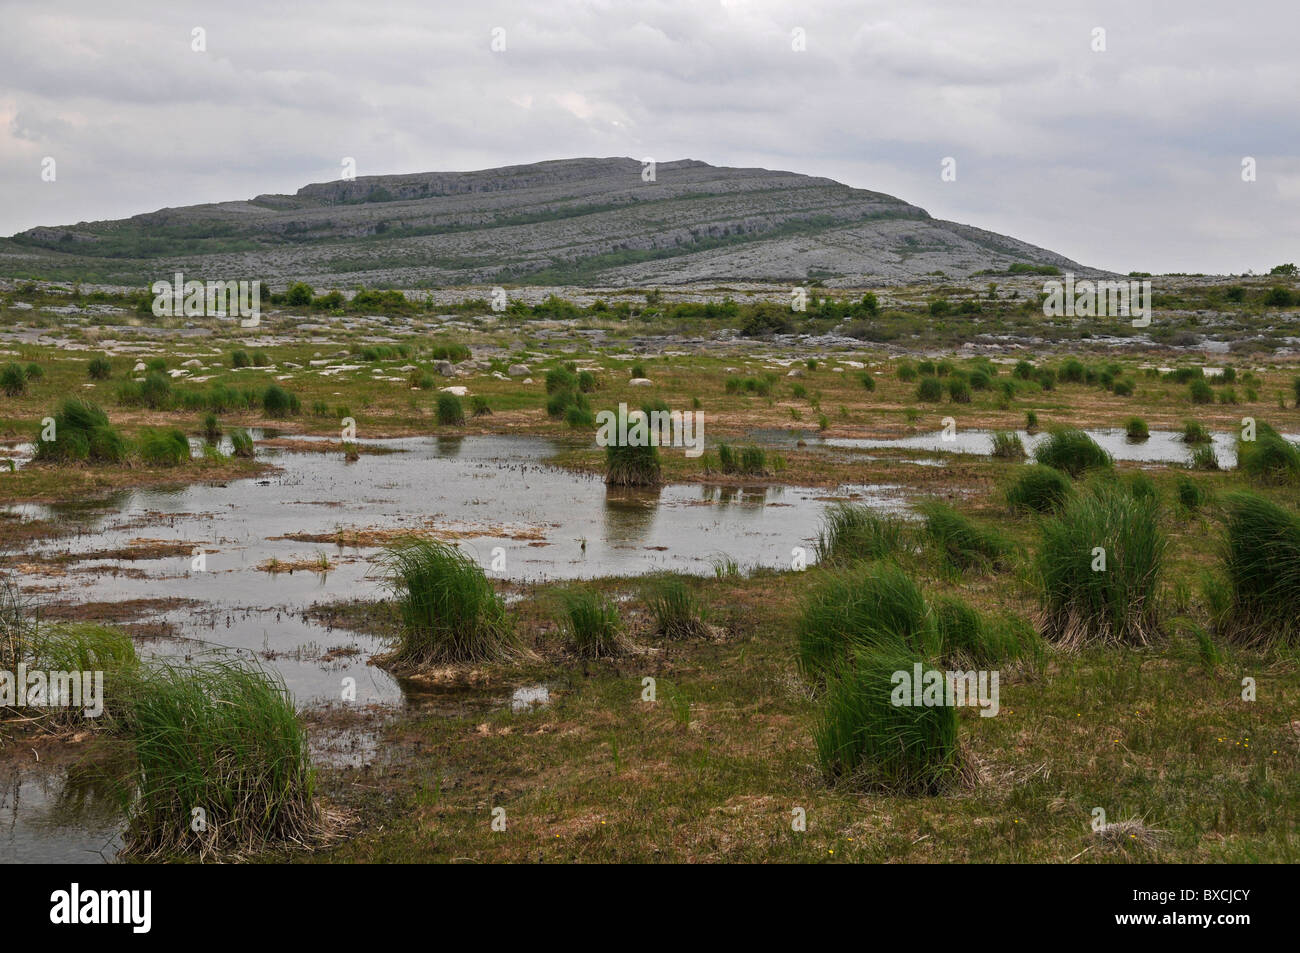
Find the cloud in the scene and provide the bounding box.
[1,0,1297,273]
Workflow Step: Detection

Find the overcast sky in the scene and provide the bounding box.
[2,0,1296,275]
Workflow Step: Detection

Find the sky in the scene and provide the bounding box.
[1,0,1297,275]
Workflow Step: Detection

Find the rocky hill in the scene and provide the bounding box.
[0,157,1088,287]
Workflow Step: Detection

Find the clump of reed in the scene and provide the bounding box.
[1181,420,1212,444]
[604,431,661,486]
[229,428,255,458]
[261,384,300,419]
[1215,491,1300,647]
[31,398,127,464]
[137,427,190,466]
[815,503,910,566]
[796,562,933,679]
[1124,417,1150,440]
[916,500,1013,572]
[990,430,1026,460]
[1034,482,1166,648]
[121,659,322,861]
[715,441,767,476]
[380,539,516,668]
[813,651,961,795]
[436,392,466,426]
[931,597,1041,670]
[555,588,625,658]
[1005,464,1073,513]
[1033,428,1113,477]
[645,574,709,639]
[1236,421,1300,484]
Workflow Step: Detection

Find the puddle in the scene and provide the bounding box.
[0,760,130,864]
[7,435,907,708]
[510,683,551,712]
[822,428,1281,467]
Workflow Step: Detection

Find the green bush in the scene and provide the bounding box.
[917,376,943,401]
[87,355,113,380]
[436,392,466,426]
[1,363,27,396]
[1033,429,1113,477]
[137,427,190,466]
[32,398,127,464]
[1237,422,1300,484]
[1005,464,1073,513]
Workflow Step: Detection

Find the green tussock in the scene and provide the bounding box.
[645,574,709,639]
[31,398,127,464]
[1237,422,1300,484]
[990,430,1026,460]
[1035,482,1166,648]
[1216,492,1300,647]
[1005,464,1072,513]
[1033,428,1113,477]
[436,392,467,426]
[381,539,516,667]
[814,651,962,795]
[796,562,934,679]
[815,503,910,566]
[556,588,625,658]
[122,659,321,861]
[136,427,190,466]
[916,499,1013,572]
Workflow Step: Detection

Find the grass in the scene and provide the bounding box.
[262,384,300,418]
[990,430,1026,460]
[380,539,516,668]
[1216,491,1300,647]
[916,499,1013,572]
[122,659,321,861]
[1035,482,1166,648]
[1237,421,1300,484]
[31,397,127,464]
[716,442,768,476]
[137,426,190,466]
[1175,474,1208,511]
[1005,464,1072,513]
[436,392,467,426]
[1181,420,1212,444]
[555,588,625,658]
[813,651,962,795]
[605,440,661,487]
[230,428,255,458]
[931,596,1040,669]
[1033,428,1113,477]
[815,503,909,566]
[2,362,27,396]
[1125,417,1150,440]
[796,562,934,679]
[645,574,709,639]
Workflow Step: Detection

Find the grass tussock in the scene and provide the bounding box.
[1033,428,1113,477]
[605,441,661,487]
[815,503,910,566]
[1005,464,1073,513]
[990,430,1026,460]
[645,574,709,639]
[436,392,466,427]
[31,398,127,464]
[1237,422,1300,484]
[917,499,1013,572]
[1035,482,1166,648]
[122,660,323,861]
[814,651,963,795]
[1216,491,1300,647]
[556,588,625,658]
[381,539,516,668]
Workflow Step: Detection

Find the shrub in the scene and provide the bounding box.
[1189,379,1214,404]
[381,539,515,666]
[1005,464,1073,513]
[813,651,960,794]
[1035,483,1165,647]
[645,575,708,639]
[917,376,943,401]
[1013,360,1035,380]
[815,504,909,566]
[123,660,319,860]
[545,367,578,394]
[896,362,918,382]
[859,372,876,391]
[990,431,1026,460]
[32,398,127,464]
[556,588,624,658]
[1216,492,1300,646]
[1033,429,1113,477]
[917,500,1012,572]
[1060,359,1085,383]
[137,427,190,466]
[795,563,933,679]
[968,369,991,391]
[946,377,971,403]
[87,356,113,380]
